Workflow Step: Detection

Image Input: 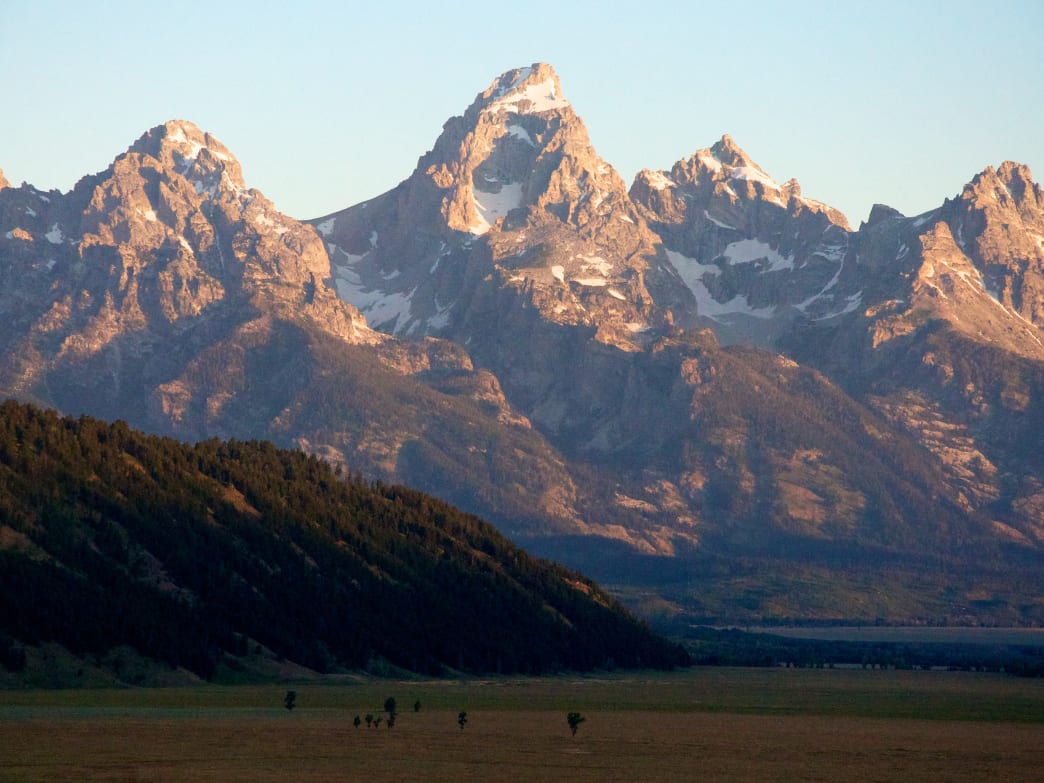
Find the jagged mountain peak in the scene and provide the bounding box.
[20,118,371,351]
[862,203,906,227]
[709,133,760,169]
[934,159,1044,333]
[313,63,674,344]
[427,62,619,237]
[679,136,800,208]
[122,119,247,197]
[630,136,857,346]
[996,159,1035,185]
[131,120,233,161]
[0,168,9,190]
[962,160,1042,214]
[633,135,816,220]
[474,62,569,117]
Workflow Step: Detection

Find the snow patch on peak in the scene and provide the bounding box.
[729,166,780,191]
[646,171,677,191]
[910,210,938,228]
[316,218,335,237]
[192,179,218,198]
[696,149,723,172]
[578,254,612,277]
[493,67,533,97]
[811,291,863,321]
[470,181,523,235]
[507,124,535,146]
[703,210,735,230]
[332,261,416,334]
[252,211,289,237]
[488,78,569,115]
[722,239,793,272]
[45,223,64,244]
[165,124,204,160]
[665,249,776,322]
[508,66,533,90]
[162,122,231,169]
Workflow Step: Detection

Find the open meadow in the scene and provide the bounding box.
[3,668,1043,782]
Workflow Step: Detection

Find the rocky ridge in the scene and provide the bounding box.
[630,134,855,347]
[0,119,596,540]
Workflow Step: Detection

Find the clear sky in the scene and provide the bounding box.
[2,0,1041,225]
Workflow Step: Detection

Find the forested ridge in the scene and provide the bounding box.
[0,401,687,680]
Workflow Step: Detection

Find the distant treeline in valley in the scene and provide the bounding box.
[677,626,1044,676]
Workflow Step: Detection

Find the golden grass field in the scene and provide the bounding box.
[3,668,1043,782]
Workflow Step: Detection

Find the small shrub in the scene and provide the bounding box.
[567,711,585,736]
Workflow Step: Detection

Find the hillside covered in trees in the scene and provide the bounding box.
[0,402,688,681]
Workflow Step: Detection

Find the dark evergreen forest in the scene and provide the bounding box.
[0,401,688,679]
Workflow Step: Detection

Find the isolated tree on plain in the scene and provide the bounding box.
[365,713,374,728]
[384,696,398,726]
[414,699,421,713]
[567,712,585,737]
[284,690,297,711]
[458,710,468,730]
[353,715,361,729]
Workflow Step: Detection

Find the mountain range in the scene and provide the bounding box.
[2,63,1042,624]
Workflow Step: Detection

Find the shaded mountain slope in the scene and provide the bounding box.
[0,401,687,679]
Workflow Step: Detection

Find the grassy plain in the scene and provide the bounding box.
[3,668,1043,782]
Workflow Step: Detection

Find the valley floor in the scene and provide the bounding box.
[2,669,1043,781]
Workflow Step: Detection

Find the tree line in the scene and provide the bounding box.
[0,400,689,680]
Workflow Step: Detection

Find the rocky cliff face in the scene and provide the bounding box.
[313,64,687,352]
[759,161,1044,548]
[630,135,857,348]
[0,120,592,540]
[0,120,371,417]
[947,161,1044,330]
[308,66,1044,569]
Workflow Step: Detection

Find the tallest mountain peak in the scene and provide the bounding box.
[492,62,559,87]
[474,62,570,117]
[411,61,610,237]
[313,61,667,342]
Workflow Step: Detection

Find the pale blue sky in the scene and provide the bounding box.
[2,0,1041,225]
